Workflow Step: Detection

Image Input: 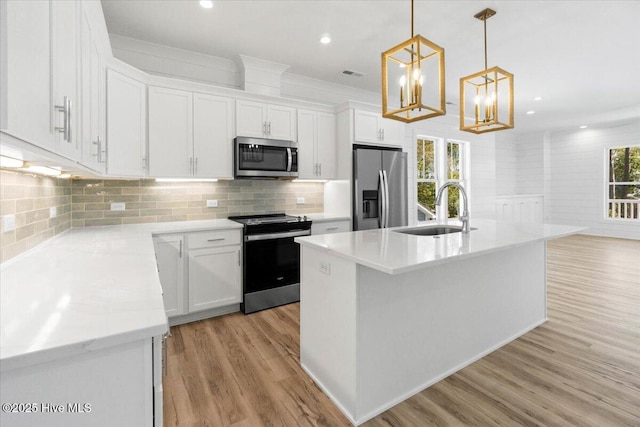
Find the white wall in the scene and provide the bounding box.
[546,121,640,239]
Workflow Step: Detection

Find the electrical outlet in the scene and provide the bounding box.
[206,199,218,208]
[297,197,305,204]
[49,207,57,218]
[110,202,125,211]
[3,215,16,232]
[320,261,331,275]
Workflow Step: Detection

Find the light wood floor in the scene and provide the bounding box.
[164,235,640,426]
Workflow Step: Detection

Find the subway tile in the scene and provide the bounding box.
[125,202,157,210]
[72,195,104,203]
[103,179,140,187]
[140,208,173,216]
[84,187,123,196]
[84,203,110,211]
[104,195,140,203]
[72,211,104,220]
[172,207,203,216]
[1,200,16,215]
[72,219,85,228]
[84,218,122,227]
[158,215,187,222]
[104,210,140,218]
[156,201,188,209]
[15,224,35,242]
[122,216,158,225]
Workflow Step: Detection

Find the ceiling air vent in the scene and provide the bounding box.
[342,69,365,77]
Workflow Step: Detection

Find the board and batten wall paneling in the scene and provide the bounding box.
[547,121,640,239]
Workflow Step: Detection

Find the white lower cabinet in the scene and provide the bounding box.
[153,229,242,321]
[311,219,351,235]
[153,234,185,317]
[0,337,163,427]
[188,245,242,312]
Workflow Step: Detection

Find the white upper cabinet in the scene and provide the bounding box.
[236,100,296,141]
[148,88,234,179]
[297,109,336,179]
[353,110,402,146]
[193,93,234,179]
[106,70,147,177]
[79,4,106,173]
[148,87,193,177]
[51,0,81,160]
[0,0,54,150]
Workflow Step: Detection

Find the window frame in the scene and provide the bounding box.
[604,144,640,221]
[415,135,468,222]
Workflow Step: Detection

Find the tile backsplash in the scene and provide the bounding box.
[71,179,324,227]
[0,173,323,262]
[0,170,72,262]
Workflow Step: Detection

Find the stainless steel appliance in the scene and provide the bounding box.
[229,213,311,314]
[234,136,298,179]
[353,145,408,230]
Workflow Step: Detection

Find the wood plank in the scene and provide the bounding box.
[164,235,640,426]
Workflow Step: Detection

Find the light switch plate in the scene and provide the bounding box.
[297,197,305,204]
[110,202,125,211]
[206,200,218,208]
[3,215,16,232]
[49,207,57,218]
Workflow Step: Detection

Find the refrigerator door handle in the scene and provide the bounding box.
[383,170,390,228]
[378,170,385,228]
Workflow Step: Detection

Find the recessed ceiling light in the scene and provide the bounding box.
[199,1,213,9]
[320,34,331,44]
[534,96,543,101]
[579,125,588,129]
[526,110,535,115]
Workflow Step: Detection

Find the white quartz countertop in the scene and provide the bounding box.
[0,219,242,372]
[296,219,584,275]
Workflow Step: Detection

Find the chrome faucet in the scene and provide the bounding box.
[435,182,470,233]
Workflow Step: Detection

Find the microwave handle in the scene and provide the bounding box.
[286,147,292,172]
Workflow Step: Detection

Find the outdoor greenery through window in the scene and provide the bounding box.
[607,145,640,220]
[416,137,466,221]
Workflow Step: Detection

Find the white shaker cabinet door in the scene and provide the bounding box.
[236,99,267,138]
[353,110,380,144]
[316,112,336,179]
[106,70,147,177]
[148,86,193,177]
[266,104,296,141]
[296,109,317,179]
[0,0,54,150]
[153,234,186,318]
[193,93,234,179]
[51,0,81,161]
[188,246,242,313]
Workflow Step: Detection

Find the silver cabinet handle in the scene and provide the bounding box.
[381,128,385,141]
[190,157,193,175]
[92,136,105,162]
[268,122,272,136]
[319,163,322,176]
[326,227,339,231]
[207,237,226,242]
[55,96,71,142]
[263,122,267,136]
[237,250,240,266]
[142,157,147,169]
[179,239,183,258]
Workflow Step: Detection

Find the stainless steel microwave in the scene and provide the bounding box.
[234,137,298,179]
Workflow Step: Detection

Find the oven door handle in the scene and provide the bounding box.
[245,229,311,242]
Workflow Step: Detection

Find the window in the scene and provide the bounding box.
[607,145,640,220]
[416,137,467,221]
[416,138,437,220]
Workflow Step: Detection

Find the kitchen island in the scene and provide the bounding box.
[295,219,583,426]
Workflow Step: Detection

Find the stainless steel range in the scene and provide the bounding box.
[229,213,312,314]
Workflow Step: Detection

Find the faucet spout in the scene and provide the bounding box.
[435,182,470,233]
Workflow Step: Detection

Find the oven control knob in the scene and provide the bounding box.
[303,215,308,221]
[297,216,302,222]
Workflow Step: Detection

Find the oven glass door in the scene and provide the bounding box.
[238,143,289,172]
[244,236,300,293]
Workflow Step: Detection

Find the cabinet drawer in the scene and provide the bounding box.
[311,220,350,235]
[188,229,241,249]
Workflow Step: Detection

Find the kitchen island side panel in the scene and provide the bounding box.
[299,245,358,423]
[354,241,547,424]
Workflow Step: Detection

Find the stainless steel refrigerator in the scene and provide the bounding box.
[353,145,408,230]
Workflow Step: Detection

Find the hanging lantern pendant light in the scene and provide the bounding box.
[460,8,514,134]
[382,0,446,123]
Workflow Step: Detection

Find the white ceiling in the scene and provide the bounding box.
[100,0,640,133]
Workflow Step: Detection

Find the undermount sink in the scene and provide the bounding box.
[393,225,476,236]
